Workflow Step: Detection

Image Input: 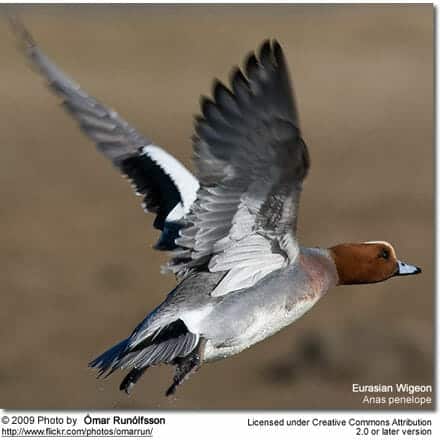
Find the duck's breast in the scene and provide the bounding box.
[201,249,337,361]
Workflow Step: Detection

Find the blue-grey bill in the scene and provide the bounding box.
[396,260,422,276]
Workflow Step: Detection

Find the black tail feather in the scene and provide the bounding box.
[89,338,130,377]
[89,319,200,392]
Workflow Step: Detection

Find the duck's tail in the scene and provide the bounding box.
[89,338,131,378]
[89,319,200,393]
[89,338,148,394]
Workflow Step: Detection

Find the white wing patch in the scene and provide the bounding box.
[142,145,199,219]
[165,203,186,223]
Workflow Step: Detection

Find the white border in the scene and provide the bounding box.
[0,1,437,438]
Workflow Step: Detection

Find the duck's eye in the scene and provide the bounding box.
[379,249,390,260]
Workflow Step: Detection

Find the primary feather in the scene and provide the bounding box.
[12,17,199,251]
[168,39,310,296]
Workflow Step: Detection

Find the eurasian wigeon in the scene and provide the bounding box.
[14,20,421,396]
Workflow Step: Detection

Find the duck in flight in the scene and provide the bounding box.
[13,19,422,396]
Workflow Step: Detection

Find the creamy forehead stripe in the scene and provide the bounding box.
[363,241,396,258]
[364,241,393,246]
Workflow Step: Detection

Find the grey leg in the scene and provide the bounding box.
[165,339,205,396]
[120,366,149,395]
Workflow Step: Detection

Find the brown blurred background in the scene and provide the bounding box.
[0,5,433,409]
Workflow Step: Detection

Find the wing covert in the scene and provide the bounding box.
[12,18,199,251]
[168,39,310,295]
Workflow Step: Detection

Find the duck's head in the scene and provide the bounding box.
[329,241,421,285]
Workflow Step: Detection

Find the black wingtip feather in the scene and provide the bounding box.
[230,67,252,107]
[259,39,273,63]
[229,66,246,86]
[213,80,228,101]
[272,40,285,66]
[213,80,241,118]
[211,79,222,97]
[245,52,260,80]
[200,95,211,113]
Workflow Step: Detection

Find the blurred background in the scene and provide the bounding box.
[0,4,433,409]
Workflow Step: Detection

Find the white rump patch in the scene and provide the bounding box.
[181,305,214,334]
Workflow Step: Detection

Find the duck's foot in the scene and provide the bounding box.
[165,339,205,397]
[120,366,149,395]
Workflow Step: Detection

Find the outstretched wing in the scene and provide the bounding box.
[168,39,310,296]
[12,18,199,251]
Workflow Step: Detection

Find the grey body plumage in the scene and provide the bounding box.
[14,18,338,395]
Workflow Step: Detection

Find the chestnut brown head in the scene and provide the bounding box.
[329,241,421,285]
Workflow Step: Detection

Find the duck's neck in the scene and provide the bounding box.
[299,247,339,291]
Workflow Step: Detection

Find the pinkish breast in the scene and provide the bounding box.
[298,249,338,298]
